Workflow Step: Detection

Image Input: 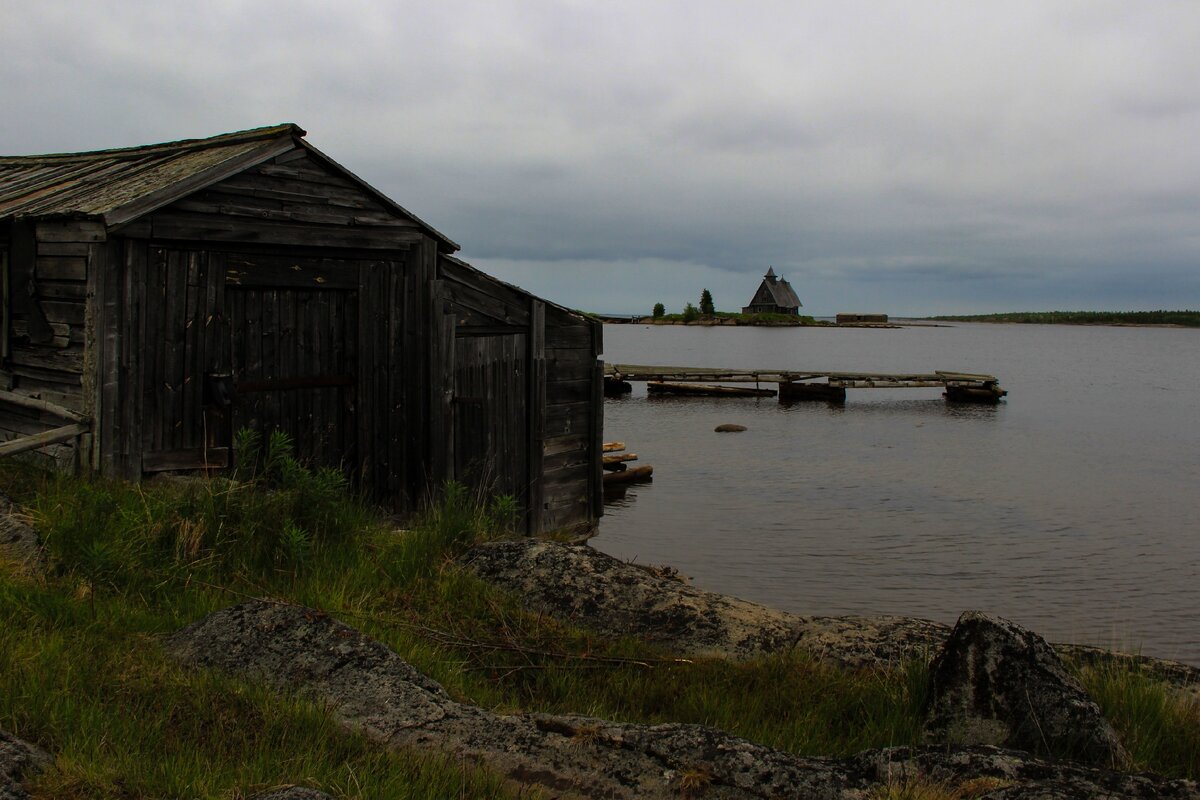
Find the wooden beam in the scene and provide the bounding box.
[0,423,89,458]
[0,389,88,423]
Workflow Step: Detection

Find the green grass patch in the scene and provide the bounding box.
[1080,663,1200,778]
[2,438,1198,795]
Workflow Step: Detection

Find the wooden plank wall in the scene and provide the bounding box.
[0,218,101,470]
[135,148,426,251]
[541,305,603,532]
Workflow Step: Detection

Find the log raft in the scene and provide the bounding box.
[601,442,653,485]
[604,364,1007,404]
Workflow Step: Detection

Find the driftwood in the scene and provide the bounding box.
[602,453,637,465]
[0,423,90,458]
[602,441,626,453]
[647,381,776,398]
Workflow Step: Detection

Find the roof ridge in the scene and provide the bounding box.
[0,123,304,164]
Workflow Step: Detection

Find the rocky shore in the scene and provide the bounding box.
[461,539,1200,691]
[4,498,1198,798]
[160,598,1199,799]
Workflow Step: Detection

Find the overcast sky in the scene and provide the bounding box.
[3,1,1198,316]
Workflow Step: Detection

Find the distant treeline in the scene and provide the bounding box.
[927,310,1200,327]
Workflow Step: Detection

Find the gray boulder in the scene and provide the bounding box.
[923,611,1131,769]
[0,730,50,800]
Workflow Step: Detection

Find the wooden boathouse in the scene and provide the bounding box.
[0,124,603,534]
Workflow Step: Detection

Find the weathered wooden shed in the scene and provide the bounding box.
[0,124,603,534]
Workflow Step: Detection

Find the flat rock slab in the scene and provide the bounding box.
[462,539,947,668]
[164,600,1199,799]
[461,540,1200,688]
[0,730,50,800]
[924,612,1131,769]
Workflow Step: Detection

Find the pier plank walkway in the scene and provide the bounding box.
[604,363,1006,403]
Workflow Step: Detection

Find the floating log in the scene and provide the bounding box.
[944,384,1008,404]
[603,452,639,473]
[647,381,776,398]
[602,441,626,453]
[603,377,632,397]
[602,464,653,485]
[778,381,846,403]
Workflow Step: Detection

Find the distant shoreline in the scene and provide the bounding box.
[923,311,1200,328]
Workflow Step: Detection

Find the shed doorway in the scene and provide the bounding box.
[227,283,359,472]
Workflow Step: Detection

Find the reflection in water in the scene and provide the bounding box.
[595,323,1200,666]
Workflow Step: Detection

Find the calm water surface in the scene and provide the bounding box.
[596,322,1200,665]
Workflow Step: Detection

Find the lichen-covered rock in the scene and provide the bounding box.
[461,539,948,667]
[248,788,335,800]
[847,746,1198,799]
[923,611,1131,769]
[165,600,1199,799]
[163,598,858,798]
[0,730,50,800]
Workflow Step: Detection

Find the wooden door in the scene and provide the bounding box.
[453,333,528,504]
[227,280,359,471]
[140,247,229,471]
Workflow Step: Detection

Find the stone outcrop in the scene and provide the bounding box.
[923,612,1131,769]
[0,730,50,800]
[249,788,335,800]
[164,599,1199,799]
[460,540,1200,691]
[461,539,947,667]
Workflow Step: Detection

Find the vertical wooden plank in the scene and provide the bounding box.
[181,251,203,450]
[124,241,146,477]
[590,358,604,523]
[228,288,246,439]
[141,246,165,455]
[165,250,188,451]
[0,249,9,363]
[98,240,121,475]
[526,301,545,535]
[279,288,296,450]
[313,287,330,466]
[385,260,402,499]
[204,251,229,455]
[356,262,377,490]
[80,241,101,472]
[260,287,278,447]
[343,286,359,473]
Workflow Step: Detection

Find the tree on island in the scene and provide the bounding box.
[681,302,699,322]
[699,288,715,316]
[652,302,665,319]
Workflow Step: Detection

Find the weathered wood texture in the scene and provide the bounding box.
[141,151,426,250]
[5,139,604,532]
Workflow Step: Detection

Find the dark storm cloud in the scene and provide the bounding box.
[2,0,1199,315]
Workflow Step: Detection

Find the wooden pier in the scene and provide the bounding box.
[604,364,1006,404]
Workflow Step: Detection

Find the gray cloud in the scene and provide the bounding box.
[3,0,1198,315]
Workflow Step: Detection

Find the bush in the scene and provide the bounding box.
[681,302,699,322]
